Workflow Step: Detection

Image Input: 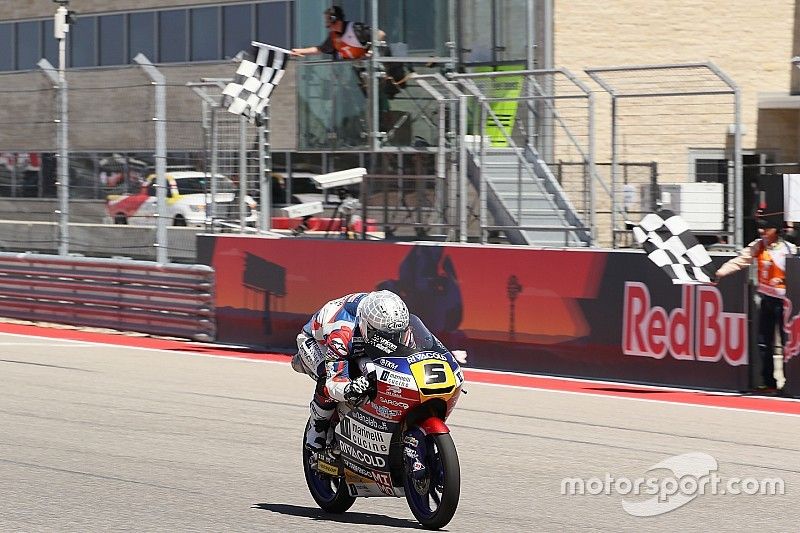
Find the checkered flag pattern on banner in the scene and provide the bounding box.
[632,210,715,284]
[223,41,289,123]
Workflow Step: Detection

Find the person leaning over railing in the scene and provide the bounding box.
[290,5,385,61]
[715,211,797,394]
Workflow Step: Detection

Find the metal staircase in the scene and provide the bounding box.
[470,146,591,247]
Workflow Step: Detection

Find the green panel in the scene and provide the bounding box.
[474,65,524,147]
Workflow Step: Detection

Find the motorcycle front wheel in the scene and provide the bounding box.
[404,432,460,530]
[301,420,356,513]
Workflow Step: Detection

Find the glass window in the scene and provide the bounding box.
[129,11,155,61]
[341,0,366,22]
[696,159,728,183]
[378,0,403,45]
[16,21,41,70]
[271,152,287,204]
[159,9,187,63]
[295,0,327,49]
[257,2,289,49]
[223,4,252,59]
[404,0,435,51]
[460,0,493,63]
[190,6,219,61]
[43,19,57,67]
[172,176,234,194]
[495,0,527,62]
[0,23,13,71]
[70,16,97,67]
[99,14,125,66]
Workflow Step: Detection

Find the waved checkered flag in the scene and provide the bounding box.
[223,41,289,123]
[631,210,715,284]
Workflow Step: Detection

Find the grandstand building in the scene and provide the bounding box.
[0,0,797,247]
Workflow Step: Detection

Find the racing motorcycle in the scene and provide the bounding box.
[302,315,464,530]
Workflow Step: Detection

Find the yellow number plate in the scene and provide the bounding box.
[410,359,456,395]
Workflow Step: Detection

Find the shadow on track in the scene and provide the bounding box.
[252,503,421,529]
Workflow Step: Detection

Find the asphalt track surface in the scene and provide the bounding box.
[0,326,798,532]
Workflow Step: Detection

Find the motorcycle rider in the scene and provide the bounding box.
[292,290,413,450]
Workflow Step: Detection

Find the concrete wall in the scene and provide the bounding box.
[0,221,201,262]
[552,0,799,246]
[555,0,797,161]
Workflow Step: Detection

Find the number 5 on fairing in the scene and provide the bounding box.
[424,362,447,385]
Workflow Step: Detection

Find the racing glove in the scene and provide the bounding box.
[343,375,371,404]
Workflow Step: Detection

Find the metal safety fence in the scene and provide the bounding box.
[0,58,257,262]
[448,68,596,247]
[297,61,463,241]
[0,57,746,252]
[585,63,742,248]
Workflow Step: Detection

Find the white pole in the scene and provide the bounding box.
[54,4,70,256]
[133,53,168,264]
[239,114,248,231]
[459,94,469,242]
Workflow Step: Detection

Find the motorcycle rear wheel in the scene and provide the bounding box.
[301,420,356,513]
[404,432,460,530]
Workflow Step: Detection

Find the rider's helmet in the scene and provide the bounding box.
[357,290,412,347]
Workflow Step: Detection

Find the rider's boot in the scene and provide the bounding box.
[305,398,335,451]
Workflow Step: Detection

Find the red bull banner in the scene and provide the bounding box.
[197,236,749,391]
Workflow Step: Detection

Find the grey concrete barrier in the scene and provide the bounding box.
[0,220,201,262]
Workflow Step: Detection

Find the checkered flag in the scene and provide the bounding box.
[631,210,715,284]
[223,41,289,123]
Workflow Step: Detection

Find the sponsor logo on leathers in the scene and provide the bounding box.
[328,337,348,358]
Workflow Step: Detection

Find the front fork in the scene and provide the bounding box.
[403,417,450,480]
[403,426,428,479]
